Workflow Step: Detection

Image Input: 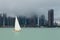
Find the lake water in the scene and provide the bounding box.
[0,28,60,40]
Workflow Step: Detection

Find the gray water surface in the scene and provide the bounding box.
[0,28,60,40]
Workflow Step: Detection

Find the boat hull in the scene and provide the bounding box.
[13,29,21,32]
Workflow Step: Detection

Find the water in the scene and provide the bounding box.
[0,28,60,40]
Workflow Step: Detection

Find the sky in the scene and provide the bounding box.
[0,0,60,19]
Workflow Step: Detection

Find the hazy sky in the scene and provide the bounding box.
[0,0,60,19]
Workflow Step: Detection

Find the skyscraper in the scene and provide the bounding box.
[39,15,45,26]
[48,9,54,27]
[3,13,7,27]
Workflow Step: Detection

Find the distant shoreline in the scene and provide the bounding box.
[0,26,60,28]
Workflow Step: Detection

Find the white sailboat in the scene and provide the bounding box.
[14,16,21,32]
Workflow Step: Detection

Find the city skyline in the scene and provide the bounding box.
[0,9,59,27]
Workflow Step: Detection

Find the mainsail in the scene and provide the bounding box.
[14,17,21,31]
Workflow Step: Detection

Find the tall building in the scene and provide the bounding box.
[0,14,3,26]
[48,9,54,27]
[39,15,45,26]
[3,13,7,27]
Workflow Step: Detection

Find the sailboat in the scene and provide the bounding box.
[13,16,21,32]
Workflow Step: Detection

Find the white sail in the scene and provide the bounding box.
[15,17,21,31]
